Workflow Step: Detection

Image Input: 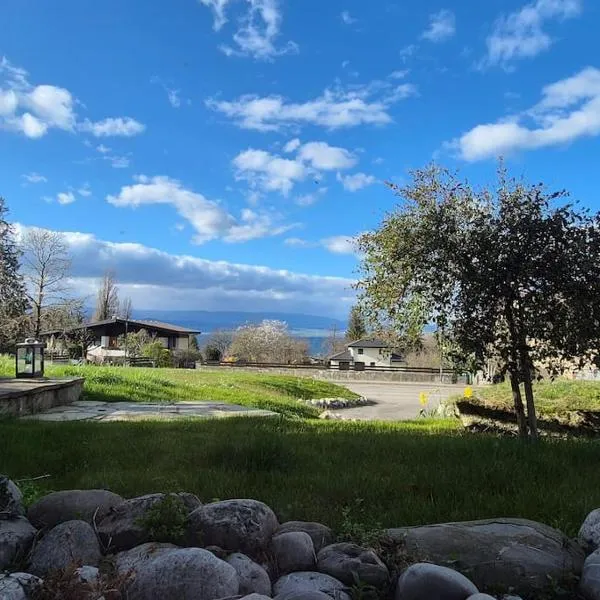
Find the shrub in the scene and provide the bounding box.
[141,342,172,367]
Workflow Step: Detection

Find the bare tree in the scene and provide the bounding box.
[204,329,234,361]
[94,271,120,321]
[120,297,133,320]
[20,228,72,338]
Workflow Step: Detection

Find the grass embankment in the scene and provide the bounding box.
[2,417,600,536]
[471,379,600,415]
[0,356,358,419]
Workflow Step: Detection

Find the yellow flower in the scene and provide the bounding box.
[419,392,429,407]
[464,386,473,399]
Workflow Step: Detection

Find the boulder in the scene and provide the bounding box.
[188,499,279,556]
[75,565,100,584]
[97,492,200,551]
[0,572,42,600]
[276,521,334,552]
[241,595,272,600]
[275,593,333,600]
[0,516,37,570]
[114,542,180,575]
[127,547,239,600]
[273,571,351,600]
[0,476,24,516]
[29,520,101,577]
[386,518,585,595]
[272,531,315,574]
[580,548,600,599]
[317,542,389,587]
[581,509,600,552]
[226,552,272,596]
[467,596,497,600]
[28,489,123,528]
[395,563,479,600]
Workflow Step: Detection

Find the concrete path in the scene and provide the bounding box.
[340,381,464,421]
[20,400,276,422]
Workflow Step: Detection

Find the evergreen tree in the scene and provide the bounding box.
[0,198,29,351]
[346,305,367,341]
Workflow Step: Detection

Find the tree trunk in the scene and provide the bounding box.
[520,344,539,440]
[509,371,528,438]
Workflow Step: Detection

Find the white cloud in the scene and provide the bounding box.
[57,191,76,205]
[167,89,181,108]
[483,0,582,67]
[106,174,293,244]
[207,78,417,131]
[96,144,111,154]
[22,172,47,184]
[297,141,357,170]
[452,67,600,161]
[295,187,327,207]
[322,235,357,255]
[283,138,301,153]
[104,154,131,169]
[337,172,377,192]
[79,117,146,137]
[14,224,355,317]
[0,56,145,139]
[200,0,297,60]
[284,237,312,247]
[78,183,92,197]
[233,141,357,196]
[421,10,456,43]
[341,11,357,25]
[389,69,409,79]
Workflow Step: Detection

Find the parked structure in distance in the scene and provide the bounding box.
[329,338,405,370]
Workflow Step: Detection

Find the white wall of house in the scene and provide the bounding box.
[176,336,190,350]
[350,347,391,367]
[101,336,110,349]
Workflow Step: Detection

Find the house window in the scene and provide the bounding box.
[370,362,376,367]
[357,348,364,355]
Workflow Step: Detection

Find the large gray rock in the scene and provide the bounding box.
[317,542,389,587]
[0,476,24,516]
[29,519,101,577]
[0,517,36,570]
[273,571,351,600]
[581,509,600,552]
[226,552,272,596]
[28,489,123,528]
[580,548,600,599]
[127,547,239,600]
[272,531,315,574]
[467,596,497,600]
[0,572,42,600]
[114,541,180,575]
[97,492,200,551]
[277,521,334,552]
[395,563,479,600]
[188,499,279,556]
[386,518,585,595]
[241,595,272,600]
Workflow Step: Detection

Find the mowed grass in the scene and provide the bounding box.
[2,417,600,536]
[472,379,600,415]
[0,356,358,418]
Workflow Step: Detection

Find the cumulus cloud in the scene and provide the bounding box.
[206,77,417,131]
[57,191,76,205]
[14,224,355,316]
[106,174,294,243]
[283,138,301,153]
[421,10,456,43]
[199,0,297,60]
[0,56,145,139]
[341,11,357,25]
[285,234,360,256]
[78,183,92,197]
[22,172,47,184]
[483,0,582,68]
[233,141,357,196]
[337,172,377,192]
[451,67,600,161]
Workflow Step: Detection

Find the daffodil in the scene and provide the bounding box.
[464,386,473,399]
[419,391,429,406]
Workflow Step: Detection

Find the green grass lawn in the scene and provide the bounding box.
[472,379,600,415]
[0,356,358,418]
[2,417,600,536]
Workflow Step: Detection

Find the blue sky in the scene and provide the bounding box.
[2,0,599,318]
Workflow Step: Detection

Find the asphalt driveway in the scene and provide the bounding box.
[340,381,464,421]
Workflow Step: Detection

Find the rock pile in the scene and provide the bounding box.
[305,397,369,409]
[1,474,599,599]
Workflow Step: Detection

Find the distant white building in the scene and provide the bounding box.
[329,338,405,369]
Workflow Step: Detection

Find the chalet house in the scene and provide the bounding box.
[42,317,200,361]
[329,338,405,370]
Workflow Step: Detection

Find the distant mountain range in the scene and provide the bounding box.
[131,309,346,335]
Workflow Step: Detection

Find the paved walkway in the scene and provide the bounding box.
[340,381,464,420]
[20,400,276,422]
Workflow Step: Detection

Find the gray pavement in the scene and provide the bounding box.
[340,381,464,420]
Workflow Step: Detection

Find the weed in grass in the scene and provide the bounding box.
[347,573,383,600]
[338,499,384,548]
[17,481,53,508]
[136,495,188,543]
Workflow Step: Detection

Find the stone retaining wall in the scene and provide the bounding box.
[0,378,85,418]
[197,365,465,384]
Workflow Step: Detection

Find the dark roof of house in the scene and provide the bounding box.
[329,350,353,361]
[42,317,200,337]
[346,338,390,348]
